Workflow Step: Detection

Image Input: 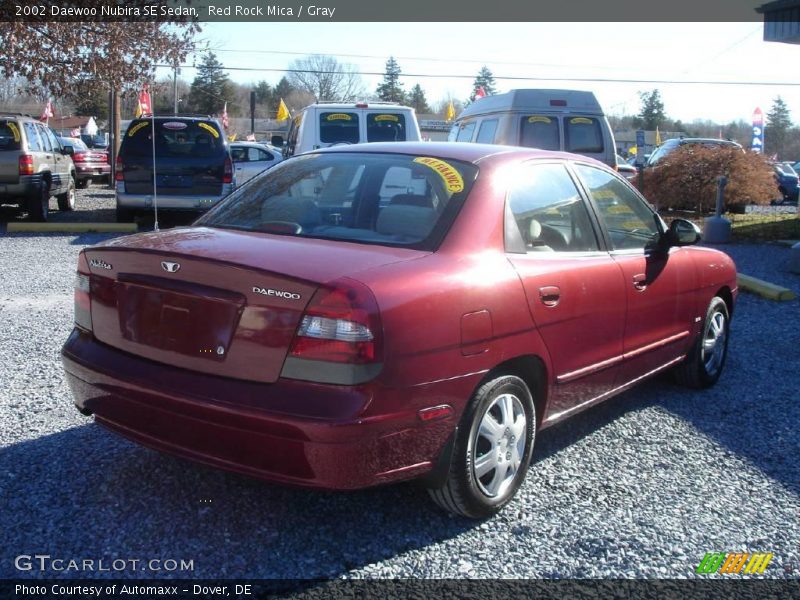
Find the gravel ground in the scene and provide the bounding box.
[0,189,798,580]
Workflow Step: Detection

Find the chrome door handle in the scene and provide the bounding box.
[632,274,647,291]
[539,285,561,307]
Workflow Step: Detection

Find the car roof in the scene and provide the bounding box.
[310,141,606,167]
[674,137,742,147]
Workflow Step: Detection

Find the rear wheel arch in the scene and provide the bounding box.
[715,285,734,318]
[477,355,549,428]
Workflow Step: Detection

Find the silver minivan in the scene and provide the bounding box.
[448,89,616,167]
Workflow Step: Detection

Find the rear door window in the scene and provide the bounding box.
[0,121,22,151]
[520,116,560,150]
[565,116,604,153]
[476,119,498,144]
[23,122,42,152]
[122,120,225,158]
[366,113,407,142]
[319,112,360,144]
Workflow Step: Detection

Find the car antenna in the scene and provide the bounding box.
[150,96,159,232]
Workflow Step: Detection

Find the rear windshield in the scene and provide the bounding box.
[0,120,22,151]
[196,152,478,250]
[121,119,225,158]
[319,112,359,144]
[366,113,407,142]
[60,138,88,151]
[564,116,604,153]
[520,116,560,150]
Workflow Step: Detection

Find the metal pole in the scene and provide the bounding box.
[173,63,179,114]
[250,90,256,135]
[715,175,727,218]
[108,89,116,188]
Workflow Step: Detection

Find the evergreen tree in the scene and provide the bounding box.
[408,84,431,113]
[766,96,792,159]
[637,89,666,130]
[187,52,232,116]
[253,80,274,106]
[469,66,497,101]
[375,56,406,103]
[273,76,295,102]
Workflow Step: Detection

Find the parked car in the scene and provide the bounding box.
[0,114,76,221]
[59,137,110,188]
[646,137,743,167]
[616,153,637,180]
[771,162,799,205]
[63,142,736,518]
[230,141,283,185]
[114,115,234,222]
[80,133,109,150]
[448,89,617,167]
[280,102,422,157]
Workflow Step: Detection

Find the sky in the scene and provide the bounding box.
[154,22,800,126]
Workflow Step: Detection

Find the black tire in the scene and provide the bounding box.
[116,206,135,223]
[427,375,536,519]
[57,177,76,211]
[675,296,730,389]
[76,178,90,189]
[28,180,50,222]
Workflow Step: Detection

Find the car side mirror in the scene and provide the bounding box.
[62,145,74,156]
[666,218,701,247]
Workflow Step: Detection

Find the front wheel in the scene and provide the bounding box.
[57,177,76,211]
[427,375,536,519]
[675,296,730,388]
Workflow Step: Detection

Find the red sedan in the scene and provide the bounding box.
[62,142,736,518]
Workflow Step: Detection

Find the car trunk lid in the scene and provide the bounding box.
[84,227,425,383]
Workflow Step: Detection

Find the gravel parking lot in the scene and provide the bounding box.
[0,186,798,580]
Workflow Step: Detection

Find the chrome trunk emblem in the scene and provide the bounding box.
[161,261,181,273]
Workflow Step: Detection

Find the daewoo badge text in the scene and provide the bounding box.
[89,259,112,270]
[252,286,301,300]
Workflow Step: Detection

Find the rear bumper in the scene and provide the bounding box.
[61,328,455,490]
[75,164,110,179]
[116,183,234,211]
[0,174,42,202]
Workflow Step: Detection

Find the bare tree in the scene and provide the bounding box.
[286,55,364,102]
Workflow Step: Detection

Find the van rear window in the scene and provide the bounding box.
[366,113,406,142]
[320,112,360,144]
[565,116,604,154]
[122,120,225,158]
[0,121,21,151]
[520,115,560,151]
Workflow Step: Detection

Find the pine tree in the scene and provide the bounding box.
[469,66,497,101]
[766,96,792,159]
[375,57,406,103]
[187,52,232,116]
[408,84,431,113]
[637,89,666,130]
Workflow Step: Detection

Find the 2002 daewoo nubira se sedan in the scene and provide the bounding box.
[62,142,736,518]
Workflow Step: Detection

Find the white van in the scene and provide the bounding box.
[281,102,422,157]
[448,89,616,167]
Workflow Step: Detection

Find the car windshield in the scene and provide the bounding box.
[777,163,797,176]
[60,138,88,151]
[196,152,478,250]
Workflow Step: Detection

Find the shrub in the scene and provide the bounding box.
[640,146,776,213]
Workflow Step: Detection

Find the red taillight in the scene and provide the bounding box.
[289,279,382,364]
[115,156,124,181]
[549,99,567,107]
[73,152,87,162]
[355,102,368,108]
[19,154,34,176]
[74,252,92,331]
[223,155,233,184]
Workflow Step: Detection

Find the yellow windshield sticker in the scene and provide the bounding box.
[607,204,634,215]
[374,114,399,122]
[570,117,593,125]
[413,157,464,193]
[592,190,616,200]
[7,122,20,142]
[128,122,149,137]
[198,122,219,138]
[528,116,551,124]
[326,113,353,121]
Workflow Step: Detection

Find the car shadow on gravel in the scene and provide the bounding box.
[0,422,476,579]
